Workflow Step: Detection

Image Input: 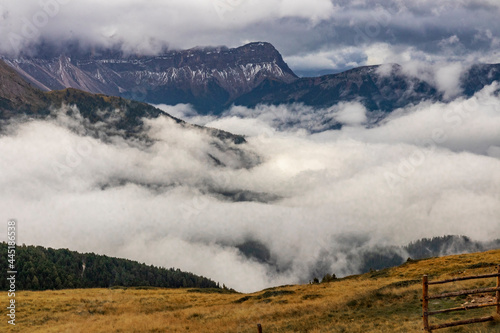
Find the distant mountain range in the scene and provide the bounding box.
[2,42,500,115]
[234,64,442,112]
[2,42,297,114]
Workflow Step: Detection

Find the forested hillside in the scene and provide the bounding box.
[0,243,219,290]
[358,235,500,273]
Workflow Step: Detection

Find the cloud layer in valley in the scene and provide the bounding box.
[0,84,499,292]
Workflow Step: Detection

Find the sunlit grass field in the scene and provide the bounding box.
[2,249,499,332]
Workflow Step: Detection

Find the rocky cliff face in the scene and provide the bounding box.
[2,42,298,114]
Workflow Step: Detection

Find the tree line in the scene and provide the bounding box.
[359,235,500,273]
[0,243,219,291]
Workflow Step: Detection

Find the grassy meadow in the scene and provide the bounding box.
[2,249,500,332]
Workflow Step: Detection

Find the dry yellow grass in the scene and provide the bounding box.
[2,249,500,332]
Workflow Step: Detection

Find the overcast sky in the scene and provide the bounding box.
[1,0,499,73]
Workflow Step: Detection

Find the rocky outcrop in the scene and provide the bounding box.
[3,42,298,114]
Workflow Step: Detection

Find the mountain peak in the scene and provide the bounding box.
[237,41,277,51]
[3,42,298,114]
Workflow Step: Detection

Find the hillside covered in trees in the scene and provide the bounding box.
[358,235,500,273]
[0,243,219,291]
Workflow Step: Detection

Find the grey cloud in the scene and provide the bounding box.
[1,1,499,72]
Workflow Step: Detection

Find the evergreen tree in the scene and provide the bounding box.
[0,242,219,291]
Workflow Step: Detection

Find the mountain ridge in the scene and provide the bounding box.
[4,42,500,118]
[234,63,500,112]
[0,58,246,145]
[2,42,298,114]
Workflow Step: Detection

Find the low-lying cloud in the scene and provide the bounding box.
[0,84,499,292]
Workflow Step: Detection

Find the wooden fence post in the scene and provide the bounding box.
[423,267,500,331]
[423,275,431,332]
[257,323,263,333]
[497,265,500,316]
